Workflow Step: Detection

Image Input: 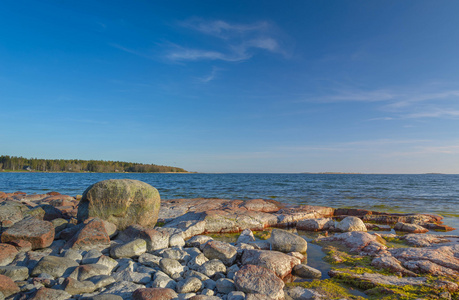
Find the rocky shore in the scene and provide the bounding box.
[0,179,458,299]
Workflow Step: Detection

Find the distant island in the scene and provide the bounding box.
[0,155,188,173]
[302,172,363,174]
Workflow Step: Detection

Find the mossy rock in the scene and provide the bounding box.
[77,179,160,230]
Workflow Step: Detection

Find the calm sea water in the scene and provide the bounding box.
[1,173,458,217]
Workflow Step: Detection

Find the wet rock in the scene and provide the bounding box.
[0,243,18,266]
[335,216,367,232]
[202,240,237,266]
[64,218,110,251]
[177,277,202,293]
[234,264,284,300]
[77,179,161,230]
[296,218,334,231]
[292,264,322,279]
[110,239,147,259]
[270,228,307,253]
[62,277,96,295]
[394,222,429,233]
[0,274,19,298]
[1,217,54,250]
[30,287,71,300]
[241,249,301,279]
[132,287,177,300]
[0,266,29,281]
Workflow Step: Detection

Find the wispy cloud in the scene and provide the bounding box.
[166,19,286,62]
[198,67,220,83]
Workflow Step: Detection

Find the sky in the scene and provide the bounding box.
[1,0,459,173]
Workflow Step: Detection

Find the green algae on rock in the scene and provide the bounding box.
[77,179,160,230]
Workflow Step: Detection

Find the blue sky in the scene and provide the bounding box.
[1,0,459,173]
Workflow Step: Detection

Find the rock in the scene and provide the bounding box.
[69,264,111,281]
[335,216,367,232]
[317,231,387,255]
[394,222,429,233]
[198,259,226,277]
[228,291,246,300]
[30,287,71,300]
[87,275,116,289]
[62,277,96,295]
[238,199,281,212]
[371,254,417,276]
[110,239,147,258]
[296,218,334,231]
[402,234,451,247]
[0,243,18,266]
[202,240,237,266]
[62,248,83,262]
[132,287,178,300]
[77,179,161,230]
[234,265,284,300]
[159,248,191,263]
[169,233,185,247]
[1,217,54,249]
[216,278,236,294]
[237,229,255,244]
[86,295,123,300]
[138,253,162,268]
[241,249,301,279]
[152,271,176,290]
[100,281,144,299]
[292,264,322,279]
[24,206,46,219]
[112,269,151,284]
[0,201,25,226]
[117,225,170,251]
[0,266,29,281]
[275,205,334,227]
[284,286,324,300]
[7,239,32,252]
[31,256,79,278]
[270,228,307,253]
[0,274,19,298]
[177,277,202,293]
[187,253,209,270]
[159,258,184,277]
[81,249,103,264]
[64,218,110,250]
[364,223,392,231]
[185,235,213,250]
[329,269,429,288]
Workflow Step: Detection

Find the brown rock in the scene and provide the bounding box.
[234,265,284,300]
[0,243,18,266]
[1,217,54,249]
[31,287,71,300]
[241,249,301,279]
[46,191,61,196]
[64,218,110,250]
[133,287,178,300]
[0,274,20,297]
[0,192,6,199]
[317,231,387,255]
[394,222,429,233]
[8,239,32,252]
[390,245,459,273]
[202,240,237,266]
[238,199,281,212]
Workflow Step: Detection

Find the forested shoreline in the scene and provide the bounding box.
[0,155,187,173]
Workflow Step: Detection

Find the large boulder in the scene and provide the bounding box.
[335,216,367,232]
[77,179,161,230]
[241,249,301,279]
[270,228,307,253]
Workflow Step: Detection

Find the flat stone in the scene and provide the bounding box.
[62,277,96,295]
[241,249,301,279]
[31,255,79,278]
[270,228,307,253]
[0,274,19,298]
[0,243,18,266]
[0,266,29,281]
[394,222,429,233]
[69,264,111,281]
[296,218,334,231]
[202,240,237,266]
[132,287,178,300]
[1,217,54,250]
[317,231,387,255]
[234,265,284,300]
[30,287,71,300]
[110,239,147,259]
[176,277,202,294]
[64,218,110,251]
[403,234,452,247]
[292,264,322,279]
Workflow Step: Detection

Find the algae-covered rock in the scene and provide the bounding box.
[77,179,161,230]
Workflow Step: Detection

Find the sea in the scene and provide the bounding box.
[1,172,458,232]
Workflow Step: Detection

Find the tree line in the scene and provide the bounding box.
[0,155,188,173]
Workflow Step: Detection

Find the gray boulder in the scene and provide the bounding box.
[270,229,307,253]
